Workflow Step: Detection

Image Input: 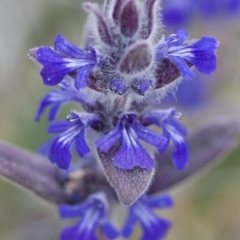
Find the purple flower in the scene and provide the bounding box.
[156,29,219,80]
[122,194,173,240]
[142,109,188,170]
[35,77,96,121]
[34,34,97,88]
[48,111,100,169]
[96,113,167,170]
[59,192,119,240]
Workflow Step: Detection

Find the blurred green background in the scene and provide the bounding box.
[0,0,240,239]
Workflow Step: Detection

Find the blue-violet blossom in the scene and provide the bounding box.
[142,109,188,170]
[59,192,119,240]
[35,77,96,121]
[32,34,97,89]
[122,194,173,240]
[96,113,167,170]
[48,111,100,169]
[156,29,218,80]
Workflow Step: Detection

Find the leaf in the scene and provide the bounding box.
[0,141,68,204]
[120,0,139,37]
[83,2,113,45]
[119,41,153,75]
[112,0,127,23]
[148,117,240,194]
[154,59,181,88]
[97,145,154,205]
[140,0,159,39]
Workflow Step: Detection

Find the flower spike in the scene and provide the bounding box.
[28,1,220,238]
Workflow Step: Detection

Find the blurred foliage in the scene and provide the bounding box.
[0,0,240,239]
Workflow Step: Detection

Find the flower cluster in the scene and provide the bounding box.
[30,0,218,239]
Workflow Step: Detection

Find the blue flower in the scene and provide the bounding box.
[34,34,97,88]
[35,77,96,121]
[59,192,119,240]
[142,109,188,170]
[96,113,167,170]
[156,29,218,80]
[122,194,173,240]
[48,111,100,169]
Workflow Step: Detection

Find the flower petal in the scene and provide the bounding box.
[54,34,85,58]
[36,47,80,86]
[96,126,123,152]
[99,217,119,239]
[35,95,52,121]
[168,55,195,79]
[141,216,171,240]
[59,202,90,218]
[168,29,189,47]
[121,209,138,238]
[49,138,72,169]
[61,224,97,240]
[172,136,188,170]
[133,121,167,153]
[48,103,61,121]
[48,121,71,133]
[35,77,97,121]
[143,194,174,209]
[75,129,90,157]
[188,37,218,74]
[75,64,95,89]
[114,127,154,170]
